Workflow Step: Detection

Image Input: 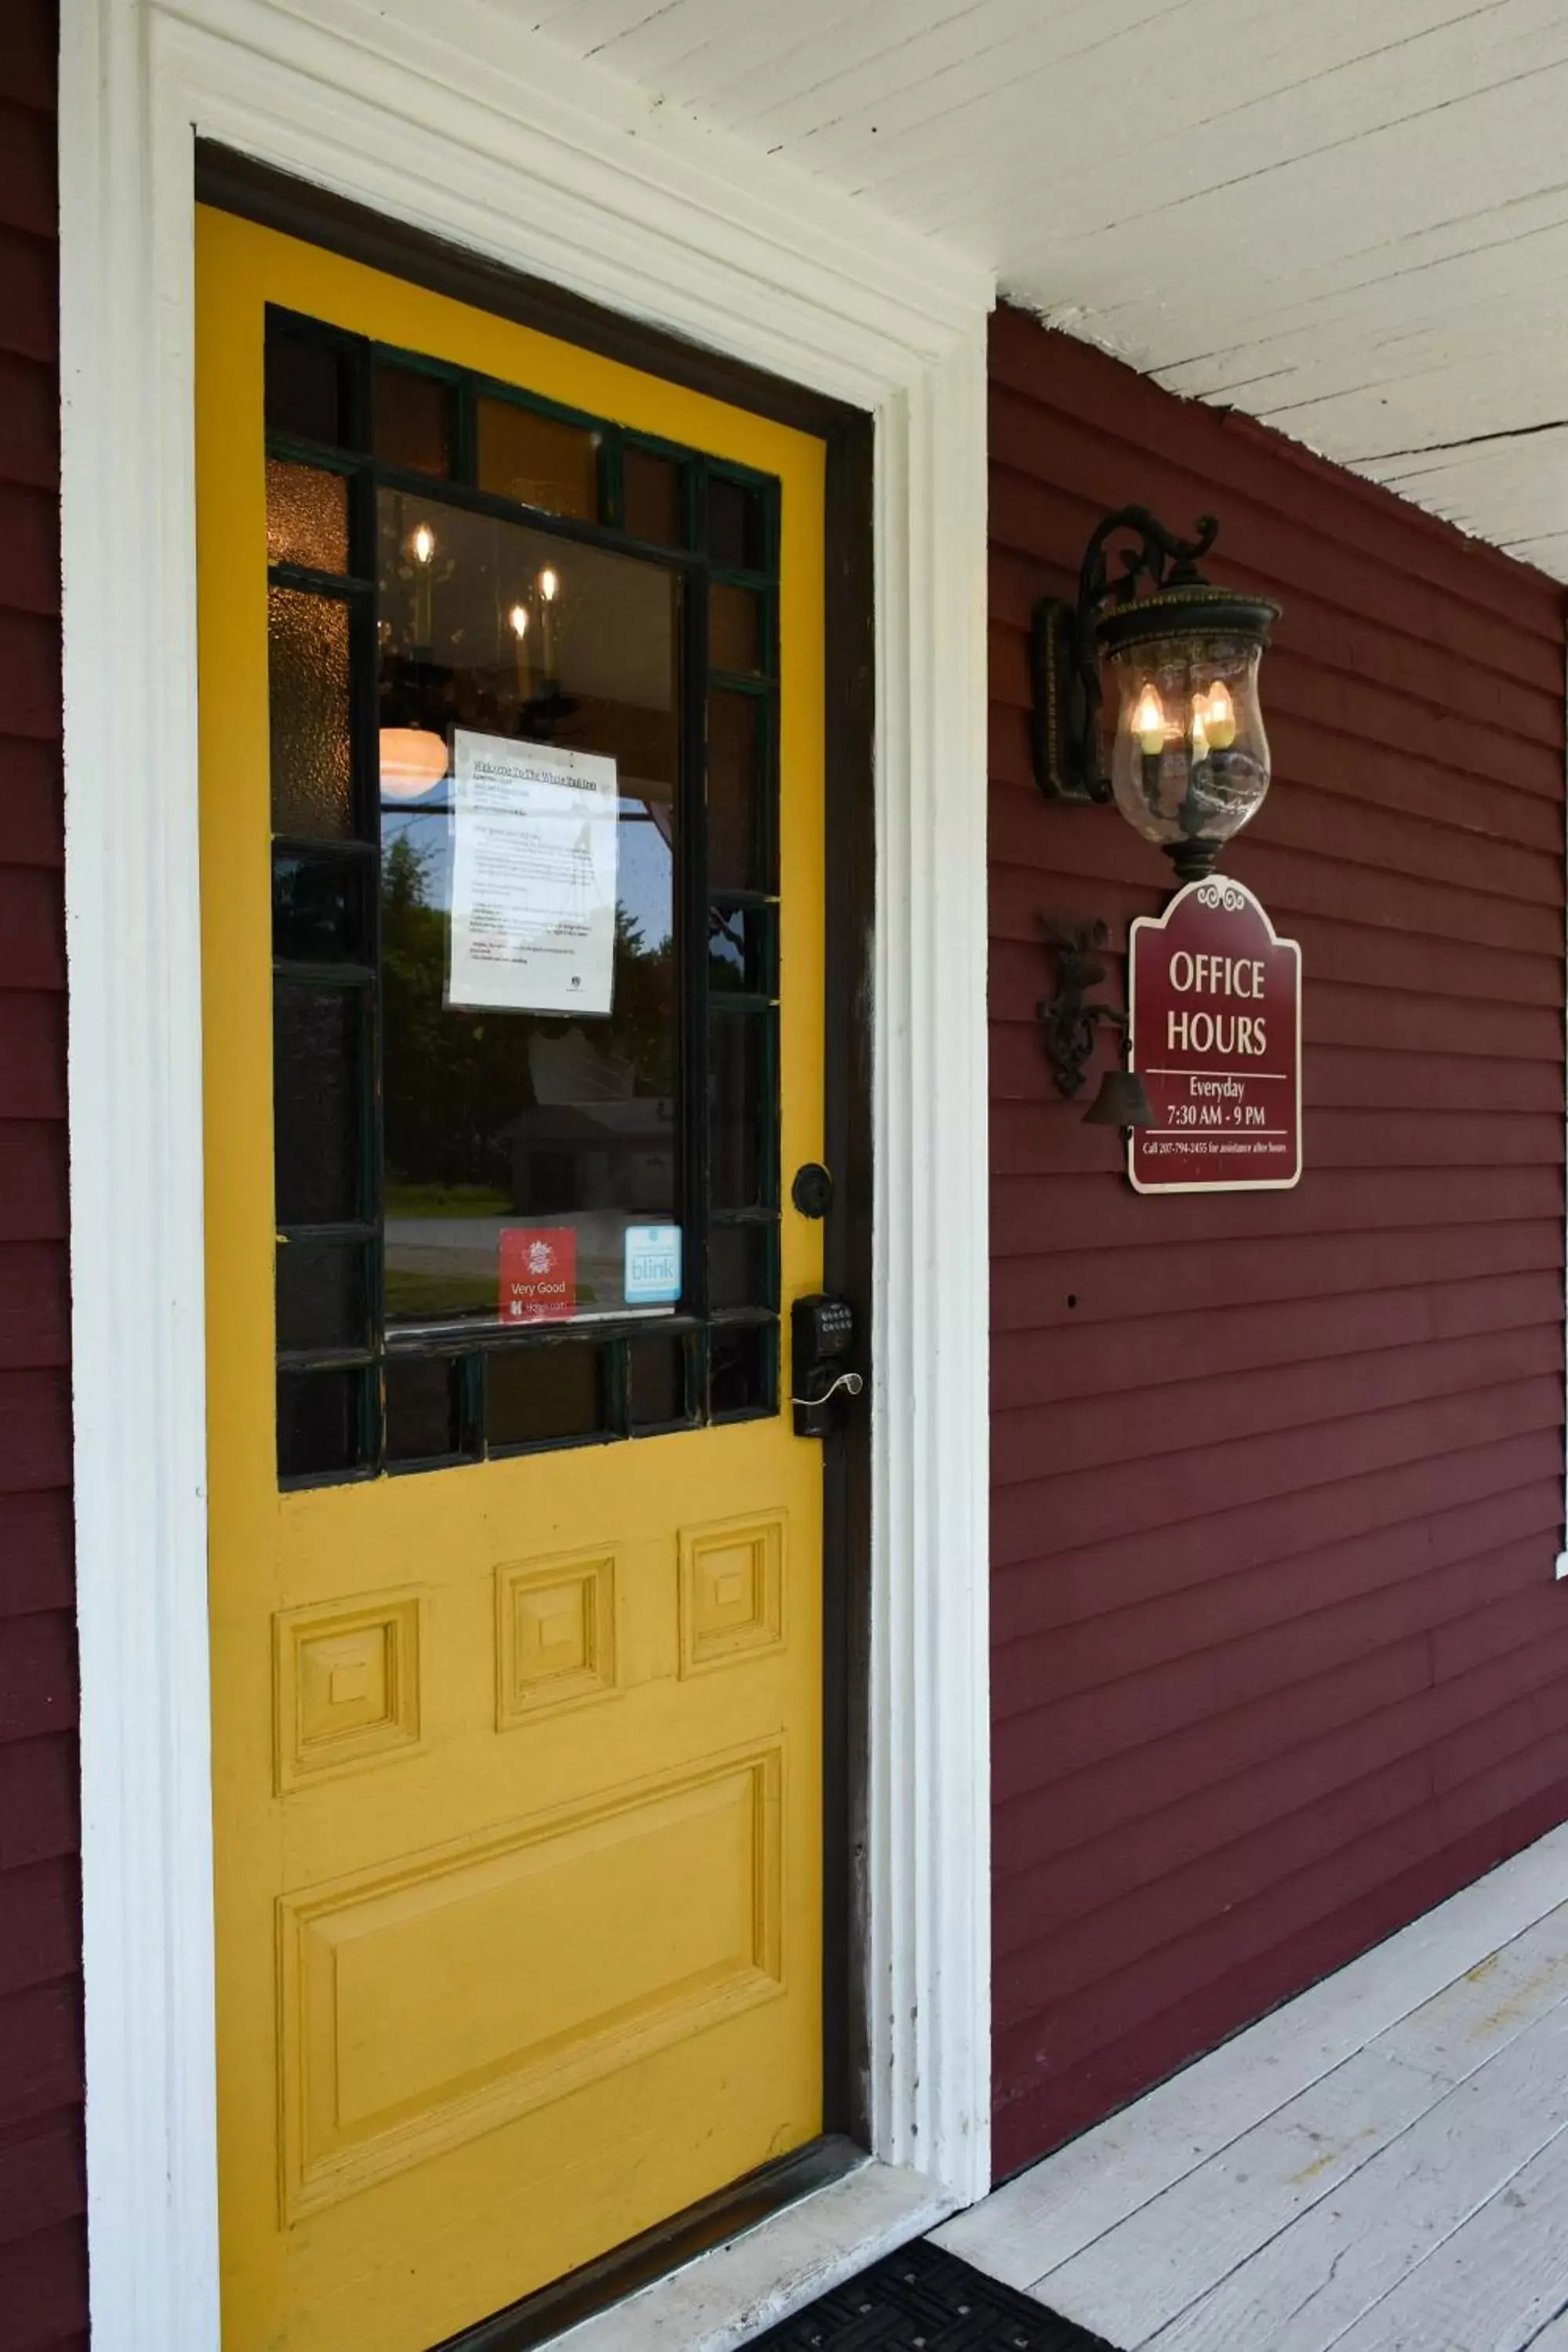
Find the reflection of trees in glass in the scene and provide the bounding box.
[381,830,477,1192]
[612,902,675,1096]
[379,829,676,1194]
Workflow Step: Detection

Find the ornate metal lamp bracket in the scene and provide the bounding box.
[1038,917,1127,1098]
[1032,506,1220,804]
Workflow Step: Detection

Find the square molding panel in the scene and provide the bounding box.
[274,1588,425,1792]
[678,1514,786,1678]
[496,1549,619,1729]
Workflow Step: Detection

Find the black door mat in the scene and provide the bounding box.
[750,2237,1120,2350]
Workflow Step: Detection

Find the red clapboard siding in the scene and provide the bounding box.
[0,8,85,2333]
[0,2217,88,2352]
[0,2113,85,2252]
[997,1778,1568,2169]
[987,301,1568,2181]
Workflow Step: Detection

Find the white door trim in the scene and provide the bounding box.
[59,3,993,2343]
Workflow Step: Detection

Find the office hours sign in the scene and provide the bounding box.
[1128,876,1302,1193]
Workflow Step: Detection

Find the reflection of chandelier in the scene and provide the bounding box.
[378,724,448,800]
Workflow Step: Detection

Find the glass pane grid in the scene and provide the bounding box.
[266,430,362,474]
[268,313,785,1488]
[268,564,372,604]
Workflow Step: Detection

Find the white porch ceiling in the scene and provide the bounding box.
[501,0,1568,583]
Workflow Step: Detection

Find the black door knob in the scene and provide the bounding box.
[791,1162,833,1218]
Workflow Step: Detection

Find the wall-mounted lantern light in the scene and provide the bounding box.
[1033,506,1282,882]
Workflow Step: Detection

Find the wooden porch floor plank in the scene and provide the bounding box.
[1139,1963,1568,2352]
[1324,2119,1568,2352]
[939,1823,1568,2290]
[1033,2047,1444,2346]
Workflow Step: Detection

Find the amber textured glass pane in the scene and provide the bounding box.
[707,691,762,892]
[373,363,452,477]
[274,985,363,1225]
[487,1345,607,1447]
[622,446,684,547]
[710,582,763,677]
[267,460,350,574]
[269,588,354,838]
[477,399,598,519]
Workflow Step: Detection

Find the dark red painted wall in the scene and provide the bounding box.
[989,303,1568,2179]
[0,8,88,2348]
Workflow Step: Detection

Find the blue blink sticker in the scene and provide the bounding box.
[624,1224,682,1306]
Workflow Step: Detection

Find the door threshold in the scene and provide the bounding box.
[438,2137,958,2352]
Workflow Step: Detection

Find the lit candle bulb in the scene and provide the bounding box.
[537,564,560,680]
[410,522,436,647]
[1190,704,1210,763]
[508,601,531,704]
[1203,680,1236,750]
[1131,681,1166,757]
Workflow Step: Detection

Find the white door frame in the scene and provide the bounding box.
[59,3,993,2344]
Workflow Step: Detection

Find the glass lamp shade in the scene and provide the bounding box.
[378,724,448,800]
[1099,585,1279,878]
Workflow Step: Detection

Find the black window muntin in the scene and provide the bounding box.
[264,306,782,1486]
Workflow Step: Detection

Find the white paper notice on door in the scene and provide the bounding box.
[447,730,619,1016]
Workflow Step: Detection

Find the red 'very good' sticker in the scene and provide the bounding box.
[499,1226,578,1323]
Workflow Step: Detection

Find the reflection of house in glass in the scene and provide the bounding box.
[502,1028,675,1217]
[382,1025,677,1329]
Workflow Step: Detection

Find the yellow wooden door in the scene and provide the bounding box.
[197,205,827,2352]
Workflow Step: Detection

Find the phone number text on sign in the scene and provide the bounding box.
[1127,876,1302,1195]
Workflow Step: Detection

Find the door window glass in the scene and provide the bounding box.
[376,493,681,1338]
[263,313,784,1483]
